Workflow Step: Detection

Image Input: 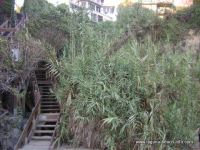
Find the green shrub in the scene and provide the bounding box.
[55,35,200,149]
[25,2,200,149]
[176,4,200,28]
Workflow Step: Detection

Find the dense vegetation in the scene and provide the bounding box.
[0,0,13,15]
[23,1,200,149]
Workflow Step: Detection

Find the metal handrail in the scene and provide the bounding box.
[49,77,62,150]
[49,115,60,150]
[15,64,61,150]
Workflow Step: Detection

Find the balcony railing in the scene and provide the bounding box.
[70,0,103,6]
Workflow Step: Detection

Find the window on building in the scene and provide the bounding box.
[81,2,86,7]
[98,15,103,22]
[89,3,95,11]
[110,7,115,13]
[103,7,109,14]
[71,4,79,10]
[96,6,101,12]
[101,0,104,3]
[91,13,97,21]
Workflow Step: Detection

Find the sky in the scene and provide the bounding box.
[15,0,122,8]
[14,0,121,12]
[15,0,69,8]
[15,0,193,10]
[15,0,25,7]
[46,0,69,6]
[46,0,121,6]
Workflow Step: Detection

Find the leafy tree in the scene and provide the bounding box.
[0,0,13,17]
[23,0,54,17]
[117,4,157,30]
[56,3,70,15]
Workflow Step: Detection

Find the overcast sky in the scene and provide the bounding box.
[15,0,121,8]
[46,0,121,6]
[15,0,69,7]
[15,0,24,7]
[46,0,69,5]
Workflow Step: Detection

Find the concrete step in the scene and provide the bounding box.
[37,79,47,81]
[40,90,50,92]
[41,111,60,114]
[35,72,46,75]
[41,97,56,99]
[41,94,56,97]
[38,84,51,86]
[34,130,54,134]
[36,68,47,71]
[41,102,57,104]
[41,100,57,102]
[41,99,57,101]
[41,105,59,108]
[38,120,57,124]
[41,95,56,98]
[41,107,59,111]
[41,101,58,104]
[37,81,52,84]
[40,92,54,94]
[38,114,59,121]
[19,145,49,150]
[41,91,54,93]
[36,76,46,78]
[28,140,50,146]
[31,136,51,140]
[41,108,60,111]
[39,86,50,88]
[38,82,52,84]
[36,124,56,128]
[41,101,57,103]
[41,96,56,98]
[41,110,60,113]
[36,75,46,77]
[41,98,56,100]
[39,86,52,88]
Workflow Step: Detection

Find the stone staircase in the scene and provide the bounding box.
[18,62,60,150]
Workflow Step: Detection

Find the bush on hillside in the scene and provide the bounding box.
[25,1,200,149]
[176,4,200,28]
[56,37,200,149]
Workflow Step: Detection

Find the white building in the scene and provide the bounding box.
[69,0,118,22]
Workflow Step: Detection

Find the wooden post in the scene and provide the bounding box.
[25,137,28,144]
[22,96,25,117]
[32,117,36,128]
[13,94,17,116]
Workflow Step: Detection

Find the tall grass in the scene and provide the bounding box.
[45,5,200,150]
[55,34,200,149]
